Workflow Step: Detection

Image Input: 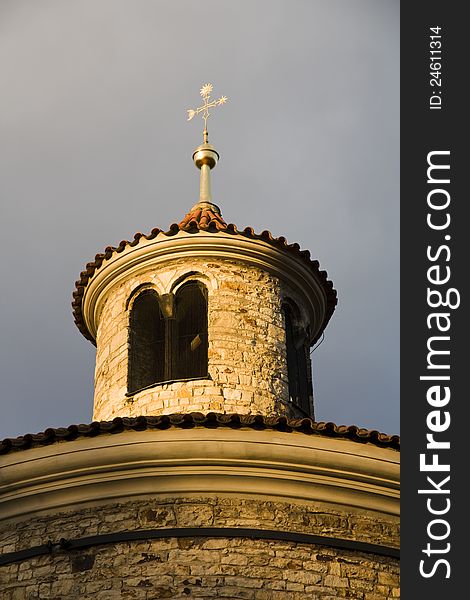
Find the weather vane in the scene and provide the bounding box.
[187,83,227,143]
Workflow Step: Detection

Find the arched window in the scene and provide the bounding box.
[127,280,209,394]
[128,290,165,393]
[283,303,311,414]
[175,281,208,380]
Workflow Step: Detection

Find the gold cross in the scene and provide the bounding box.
[187,83,227,142]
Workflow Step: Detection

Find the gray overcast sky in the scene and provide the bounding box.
[0,0,399,438]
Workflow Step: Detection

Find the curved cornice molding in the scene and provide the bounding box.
[0,428,399,522]
[73,227,337,345]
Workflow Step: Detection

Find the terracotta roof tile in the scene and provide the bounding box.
[72,218,338,344]
[178,204,228,231]
[0,412,399,455]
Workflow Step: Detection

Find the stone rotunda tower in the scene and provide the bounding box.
[0,85,399,599]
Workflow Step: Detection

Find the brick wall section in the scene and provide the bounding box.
[93,258,313,421]
[0,497,399,599]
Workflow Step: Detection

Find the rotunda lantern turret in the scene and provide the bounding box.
[72,84,337,422]
[1,85,398,600]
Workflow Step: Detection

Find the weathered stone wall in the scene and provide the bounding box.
[0,497,400,552]
[0,497,399,599]
[93,258,312,421]
[0,538,399,600]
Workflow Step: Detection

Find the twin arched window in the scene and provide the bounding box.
[128,284,310,412]
[283,302,312,415]
[128,281,208,394]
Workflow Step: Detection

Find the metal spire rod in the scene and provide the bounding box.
[187,83,227,206]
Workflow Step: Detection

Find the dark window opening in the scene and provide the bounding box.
[175,282,208,380]
[127,281,208,394]
[283,303,311,415]
[128,291,164,393]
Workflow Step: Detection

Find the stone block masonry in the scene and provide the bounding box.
[0,497,399,599]
[0,538,399,599]
[93,258,313,421]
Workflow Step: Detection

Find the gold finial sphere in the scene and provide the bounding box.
[192,143,219,170]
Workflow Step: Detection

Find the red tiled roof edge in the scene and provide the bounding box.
[0,412,399,455]
[72,222,338,345]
